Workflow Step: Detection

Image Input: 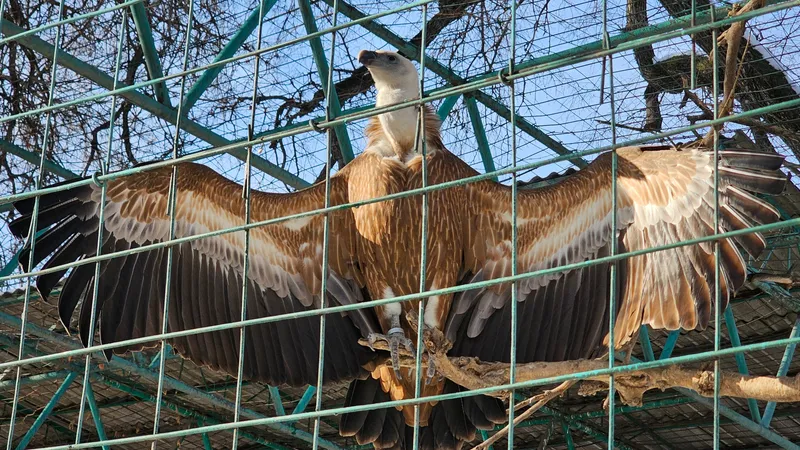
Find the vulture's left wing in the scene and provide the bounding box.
[9,163,381,386]
[447,146,786,363]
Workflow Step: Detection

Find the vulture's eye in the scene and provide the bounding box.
[388,55,397,62]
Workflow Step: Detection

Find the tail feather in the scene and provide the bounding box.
[341,378,504,450]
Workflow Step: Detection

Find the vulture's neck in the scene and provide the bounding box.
[366,80,443,162]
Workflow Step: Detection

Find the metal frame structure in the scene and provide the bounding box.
[1,0,800,448]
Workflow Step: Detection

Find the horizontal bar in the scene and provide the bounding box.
[0,19,308,189]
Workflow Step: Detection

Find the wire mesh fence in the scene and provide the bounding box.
[1,0,800,448]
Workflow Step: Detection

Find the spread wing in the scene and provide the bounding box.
[446,146,786,363]
[9,162,381,387]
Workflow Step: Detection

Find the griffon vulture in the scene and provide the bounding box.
[8,49,787,449]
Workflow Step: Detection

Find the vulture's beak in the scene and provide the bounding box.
[358,50,378,66]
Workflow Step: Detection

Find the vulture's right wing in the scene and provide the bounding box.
[448,146,787,363]
[9,163,381,387]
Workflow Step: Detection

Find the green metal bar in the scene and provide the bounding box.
[291,386,316,415]
[14,372,78,450]
[561,422,576,450]
[659,330,680,360]
[723,307,761,422]
[761,318,800,428]
[0,228,49,280]
[464,95,497,180]
[84,384,110,450]
[639,326,655,362]
[478,430,494,450]
[0,19,308,189]
[436,94,460,121]
[181,0,278,112]
[0,370,70,389]
[201,430,213,450]
[323,0,589,169]
[0,140,77,180]
[268,386,286,416]
[568,396,694,422]
[129,2,171,106]
[297,0,355,163]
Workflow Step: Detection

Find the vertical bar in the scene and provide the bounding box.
[723,306,761,422]
[298,0,355,163]
[14,372,78,450]
[507,0,519,446]
[601,0,619,444]
[5,0,66,445]
[181,0,278,112]
[479,430,494,450]
[465,96,497,181]
[84,383,111,450]
[761,318,800,428]
[73,13,128,445]
[659,330,680,360]
[562,421,576,450]
[311,0,341,447]
[129,2,171,106]
[231,0,267,446]
[710,5,721,449]
[412,5,429,450]
[268,386,286,416]
[436,94,460,121]
[151,1,195,447]
[639,326,655,362]
[201,432,213,450]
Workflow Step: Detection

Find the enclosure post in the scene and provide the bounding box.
[659,330,680,360]
[723,306,761,422]
[561,421,576,450]
[297,0,355,163]
[268,386,286,416]
[14,372,78,450]
[465,95,497,180]
[181,0,279,112]
[761,318,800,428]
[84,383,110,450]
[129,3,171,106]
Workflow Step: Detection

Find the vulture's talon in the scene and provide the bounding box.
[367,329,414,380]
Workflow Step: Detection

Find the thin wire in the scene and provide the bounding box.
[73,11,128,446]
[710,5,722,449]
[231,0,268,446]
[507,0,519,446]
[690,0,697,89]
[312,0,339,446]
[4,0,66,446]
[412,4,429,450]
[151,1,195,447]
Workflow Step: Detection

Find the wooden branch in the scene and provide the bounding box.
[361,312,800,406]
[702,0,764,146]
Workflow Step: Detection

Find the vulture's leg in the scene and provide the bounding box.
[367,313,414,380]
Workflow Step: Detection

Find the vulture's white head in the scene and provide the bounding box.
[358,49,430,160]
